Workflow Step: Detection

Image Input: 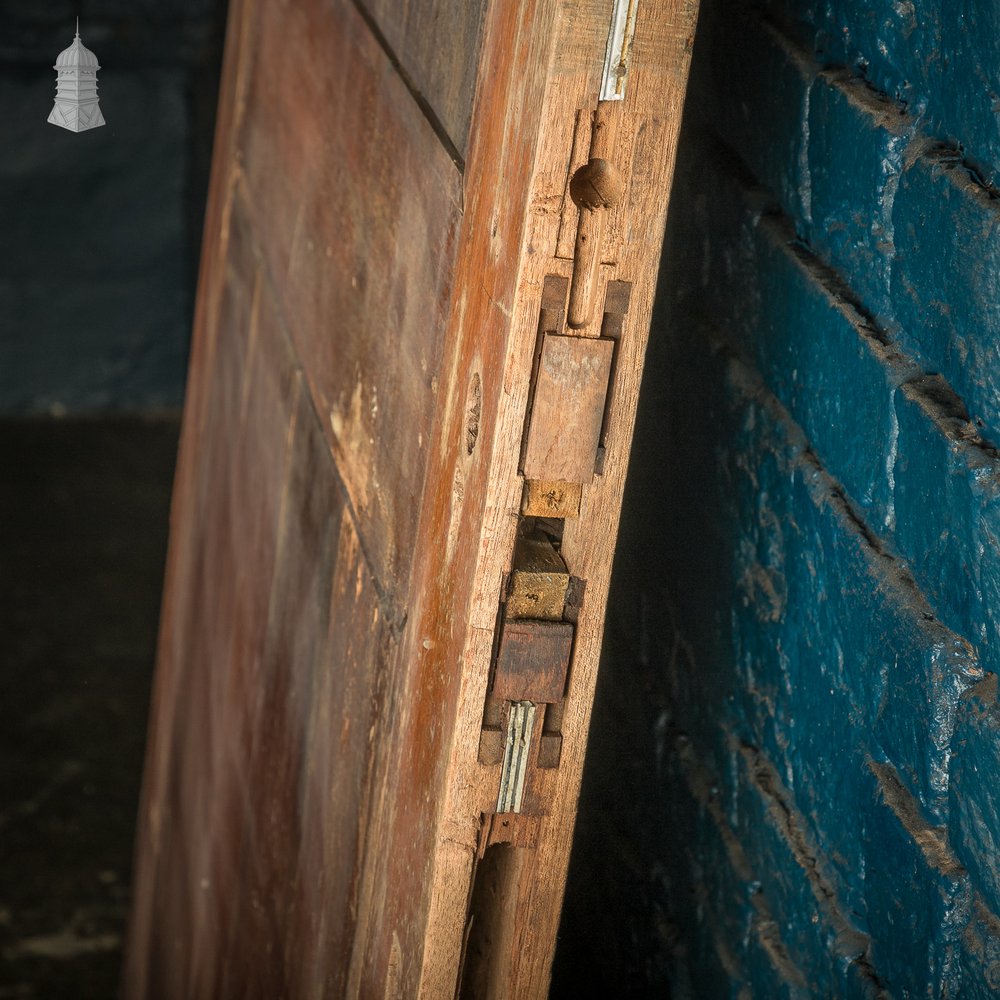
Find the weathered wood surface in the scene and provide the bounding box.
[125,0,460,994]
[357,0,486,158]
[125,0,699,996]
[240,0,463,598]
[522,333,614,482]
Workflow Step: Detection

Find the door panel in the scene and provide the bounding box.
[126,0,699,996]
[238,0,464,595]
[357,0,487,157]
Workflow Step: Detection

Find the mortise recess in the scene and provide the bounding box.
[595,279,631,474]
[519,274,569,475]
[507,525,570,622]
[458,843,527,1000]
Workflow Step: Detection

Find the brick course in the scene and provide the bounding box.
[556,0,1000,993]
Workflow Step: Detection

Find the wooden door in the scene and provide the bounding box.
[124,1,698,996]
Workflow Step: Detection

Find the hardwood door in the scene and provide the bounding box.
[124,1,698,996]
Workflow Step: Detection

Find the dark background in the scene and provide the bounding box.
[0,3,226,995]
[9,1,991,997]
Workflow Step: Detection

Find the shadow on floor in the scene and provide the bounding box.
[0,416,179,999]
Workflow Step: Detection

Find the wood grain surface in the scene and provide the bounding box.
[356,0,486,158]
[125,0,699,996]
[522,333,614,482]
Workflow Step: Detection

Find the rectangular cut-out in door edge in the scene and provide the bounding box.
[522,334,614,483]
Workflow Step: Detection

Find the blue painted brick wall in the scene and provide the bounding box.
[555,0,1000,995]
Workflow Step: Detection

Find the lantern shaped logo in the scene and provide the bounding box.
[48,19,106,132]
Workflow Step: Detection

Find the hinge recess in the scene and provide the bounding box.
[479,269,630,819]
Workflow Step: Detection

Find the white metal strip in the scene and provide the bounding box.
[497,702,536,814]
[600,0,640,101]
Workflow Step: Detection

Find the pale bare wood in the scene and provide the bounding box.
[567,103,626,329]
[522,334,614,482]
[514,3,702,990]
[556,103,638,269]
[414,0,700,996]
[521,479,582,518]
[567,208,605,328]
[507,531,570,621]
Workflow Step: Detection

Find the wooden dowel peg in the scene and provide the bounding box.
[566,157,624,329]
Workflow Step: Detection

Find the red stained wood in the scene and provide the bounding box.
[239,0,463,600]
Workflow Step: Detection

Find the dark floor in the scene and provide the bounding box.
[0,415,650,998]
[0,417,179,999]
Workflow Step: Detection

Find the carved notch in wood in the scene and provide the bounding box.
[506,524,570,621]
[567,102,626,329]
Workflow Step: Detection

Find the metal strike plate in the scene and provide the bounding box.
[492,619,573,704]
[522,334,614,483]
[600,0,640,101]
[497,701,536,814]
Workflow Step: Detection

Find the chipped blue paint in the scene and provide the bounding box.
[561,0,1000,994]
[951,677,1000,917]
[694,6,1000,444]
[760,0,1000,188]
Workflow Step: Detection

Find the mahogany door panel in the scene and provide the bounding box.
[237,0,464,598]
[356,0,487,157]
[126,0,699,996]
